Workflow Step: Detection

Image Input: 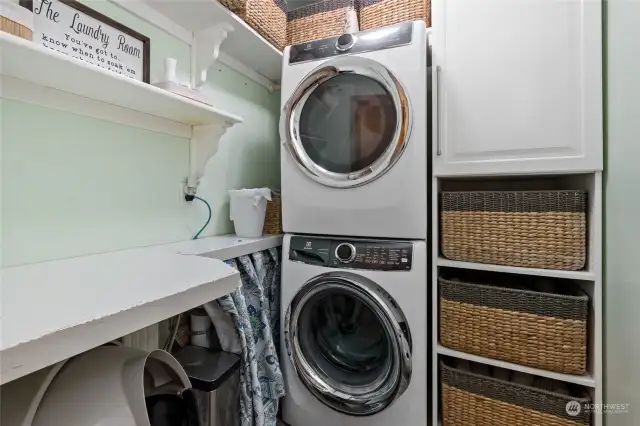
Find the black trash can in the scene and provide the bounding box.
[174,346,241,426]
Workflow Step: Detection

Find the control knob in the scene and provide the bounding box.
[335,243,357,263]
[336,33,356,52]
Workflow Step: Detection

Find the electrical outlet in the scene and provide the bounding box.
[177,180,189,206]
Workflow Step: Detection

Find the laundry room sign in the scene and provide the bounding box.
[21,0,150,82]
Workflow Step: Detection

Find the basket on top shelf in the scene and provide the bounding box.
[440,360,592,426]
[219,0,287,51]
[439,274,589,375]
[440,190,588,270]
[1,1,33,40]
[262,193,282,235]
[359,0,431,31]
[287,0,358,46]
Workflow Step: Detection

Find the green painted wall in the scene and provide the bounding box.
[1,1,280,267]
[605,1,640,425]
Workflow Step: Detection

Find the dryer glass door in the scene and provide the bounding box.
[281,57,411,188]
[285,272,412,416]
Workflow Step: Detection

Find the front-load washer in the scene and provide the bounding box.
[281,234,428,426]
[280,21,430,239]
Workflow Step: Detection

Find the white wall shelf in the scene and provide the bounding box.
[113,0,283,85]
[437,258,596,281]
[0,234,282,386]
[0,32,242,135]
[0,31,243,194]
[437,345,596,388]
[145,0,282,83]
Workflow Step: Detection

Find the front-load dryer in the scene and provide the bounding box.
[280,21,430,239]
[281,234,428,426]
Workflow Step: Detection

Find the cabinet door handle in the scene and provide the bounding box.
[436,65,442,156]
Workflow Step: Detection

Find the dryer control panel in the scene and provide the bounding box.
[289,236,413,271]
[288,22,414,64]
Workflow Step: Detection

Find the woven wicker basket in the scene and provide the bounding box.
[439,275,589,374]
[1,2,33,40]
[359,0,431,31]
[287,0,357,46]
[262,195,282,235]
[441,361,592,426]
[219,0,287,50]
[440,190,587,270]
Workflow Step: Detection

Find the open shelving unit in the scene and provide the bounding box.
[432,173,603,426]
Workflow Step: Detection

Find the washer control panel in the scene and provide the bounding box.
[289,236,413,271]
[288,22,413,64]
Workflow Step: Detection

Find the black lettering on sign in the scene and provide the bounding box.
[34,0,60,23]
[41,35,68,49]
[117,34,141,58]
[69,13,110,48]
[64,33,81,46]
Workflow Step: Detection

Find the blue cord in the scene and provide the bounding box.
[192,196,212,240]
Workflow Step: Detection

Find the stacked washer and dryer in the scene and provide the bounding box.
[279,21,431,426]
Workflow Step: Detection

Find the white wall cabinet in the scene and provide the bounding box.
[432,0,603,176]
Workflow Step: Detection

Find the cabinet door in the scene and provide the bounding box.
[432,0,602,176]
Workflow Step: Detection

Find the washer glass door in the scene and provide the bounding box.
[285,272,412,416]
[281,57,411,188]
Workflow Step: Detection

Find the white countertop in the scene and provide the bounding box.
[0,234,283,385]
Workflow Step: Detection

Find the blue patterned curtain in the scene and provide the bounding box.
[217,248,285,426]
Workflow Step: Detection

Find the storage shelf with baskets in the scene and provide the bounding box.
[437,346,596,388]
[431,173,603,426]
[436,258,597,281]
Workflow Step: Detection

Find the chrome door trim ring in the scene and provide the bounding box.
[280,57,412,188]
[284,272,412,416]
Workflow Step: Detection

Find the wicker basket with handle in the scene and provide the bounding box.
[219,0,287,51]
[439,275,589,375]
[287,0,358,46]
[359,0,430,31]
[441,360,592,426]
[440,190,588,270]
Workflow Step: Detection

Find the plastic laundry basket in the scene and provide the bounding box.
[31,346,193,426]
[229,188,271,238]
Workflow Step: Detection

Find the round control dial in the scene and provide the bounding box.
[335,243,357,263]
[336,33,356,51]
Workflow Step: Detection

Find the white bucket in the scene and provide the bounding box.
[229,188,271,238]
